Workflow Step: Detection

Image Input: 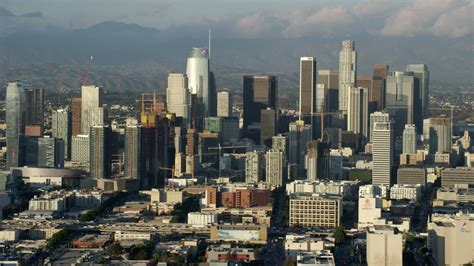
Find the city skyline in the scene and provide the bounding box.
[0,1,472,265]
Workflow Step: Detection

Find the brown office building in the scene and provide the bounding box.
[371,64,389,111]
[318,69,339,111]
[72,97,82,136]
[243,75,277,129]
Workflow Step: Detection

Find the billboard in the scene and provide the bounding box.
[218,229,259,241]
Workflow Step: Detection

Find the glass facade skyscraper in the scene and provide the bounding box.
[6,81,25,168]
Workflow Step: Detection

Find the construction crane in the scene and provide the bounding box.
[207,144,251,177]
[429,105,459,138]
[300,111,345,140]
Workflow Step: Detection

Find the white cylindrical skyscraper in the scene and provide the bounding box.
[186,48,215,117]
[338,40,357,112]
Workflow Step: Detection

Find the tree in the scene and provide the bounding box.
[107,241,123,256]
[46,228,71,249]
[334,226,346,245]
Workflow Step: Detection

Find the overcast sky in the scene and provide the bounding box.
[0,0,472,38]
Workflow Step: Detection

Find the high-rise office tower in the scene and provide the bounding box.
[166,73,190,126]
[6,81,25,168]
[407,64,429,118]
[289,120,311,174]
[243,75,278,129]
[315,84,326,113]
[186,48,215,117]
[71,97,82,136]
[305,143,318,180]
[299,57,317,116]
[124,125,144,186]
[52,109,72,159]
[347,87,369,142]
[372,64,389,111]
[338,40,357,111]
[71,135,90,166]
[272,134,288,155]
[217,91,233,117]
[265,149,284,187]
[424,117,451,154]
[402,124,417,154]
[81,85,104,134]
[372,121,394,186]
[37,137,64,168]
[25,88,44,127]
[245,151,265,183]
[369,111,390,143]
[385,71,421,136]
[318,70,339,111]
[260,108,277,147]
[90,125,111,179]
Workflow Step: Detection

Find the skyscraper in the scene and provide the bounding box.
[407,64,429,118]
[81,85,104,134]
[385,71,421,136]
[289,120,311,174]
[424,117,451,154]
[217,91,233,117]
[299,57,317,116]
[37,137,64,168]
[6,81,25,168]
[243,75,278,129]
[166,73,190,126]
[347,87,369,142]
[402,124,417,154]
[71,97,82,136]
[372,64,389,111]
[260,108,277,147]
[25,88,44,127]
[369,111,390,143]
[338,40,357,111]
[52,109,72,159]
[186,48,215,117]
[124,125,145,186]
[272,134,288,155]
[265,149,284,187]
[245,151,264,183]
[318,69,339,111]
[71,135,90,167]
[90,125,111,179]
[372,121,394,186]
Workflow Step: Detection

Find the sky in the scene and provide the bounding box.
[0,0,472,39]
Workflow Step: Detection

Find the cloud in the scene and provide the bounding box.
[232,11,286,38]
[431,2,474,38]
[380,0,473,37]
[281,6,354,38]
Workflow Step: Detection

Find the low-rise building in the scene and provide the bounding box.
[390,184,422,201]
[114,231,151,241]
[358,196,382,229]
[210,225,267,244]
[436,186,474,202]
[441,167,474,188]
[285,234,334,259]
[428,214,473,266]
[206,246,257,263]
[72,234,111,249]
[0,229,20,242]
[289,194,342,229]
[366,225,403,266]
[150,189,183,204]
[286,180,356,198]
[187,212,218,226]
[28,194,66,213]
[359,184,389,199]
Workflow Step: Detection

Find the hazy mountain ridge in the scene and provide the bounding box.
[0,21,472,93]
